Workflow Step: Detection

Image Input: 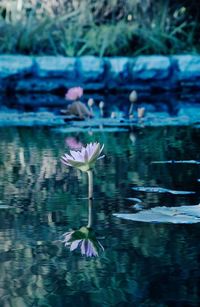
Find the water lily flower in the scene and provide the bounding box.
[65,137,83,150]
[61,142,104,172]
[65,87,83,101]
[62,226,104,257]
[61,142,104,198]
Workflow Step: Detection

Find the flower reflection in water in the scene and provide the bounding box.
[65,137,83,150]
[62,226,104,257]
[62,199,104,257]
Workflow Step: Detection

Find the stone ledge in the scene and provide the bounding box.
[0,55,200,92]
[35,56,77,79]
[131,56,170,80]
[77,56,105,82]
[172,55,200,81]
[0,55,34,78]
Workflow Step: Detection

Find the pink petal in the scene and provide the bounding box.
[65,87,83,101]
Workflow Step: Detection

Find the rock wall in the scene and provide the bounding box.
[0,55,200,93]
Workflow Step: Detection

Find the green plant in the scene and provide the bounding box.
[0,0,199,56]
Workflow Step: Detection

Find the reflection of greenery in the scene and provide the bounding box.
[0,126,199,211]
[0,127,200,305]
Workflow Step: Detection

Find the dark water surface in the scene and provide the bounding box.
[0,126,200,306]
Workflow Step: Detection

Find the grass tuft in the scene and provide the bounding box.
[0,0,199,56]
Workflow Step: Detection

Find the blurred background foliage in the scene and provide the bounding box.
[0,0,199,56]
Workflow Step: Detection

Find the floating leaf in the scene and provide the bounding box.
[154,205,200,217]
[152,160,200,164]
[132,187,195,195]
[126,197,142,203]
[113,205,200,224]
[130,204,144,211]
[53,127,128,133]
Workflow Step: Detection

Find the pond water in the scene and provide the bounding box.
[0,126,200,306]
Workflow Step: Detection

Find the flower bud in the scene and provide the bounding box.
[137,107,145,118]
[111,112,116,119]
[88,98,94,107]
[99,101,105,109]
[129,90,137,103]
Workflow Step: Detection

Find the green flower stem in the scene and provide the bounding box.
[129,102,134,116]
[87,170,93,199]
[87,198,93,228]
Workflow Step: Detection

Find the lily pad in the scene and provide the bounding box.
[126,197,142,203]
[132,187,195,195]
[130,204,144,211]
[53,127,128,133]
[71,118,127,128]
[113,205,200,224]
